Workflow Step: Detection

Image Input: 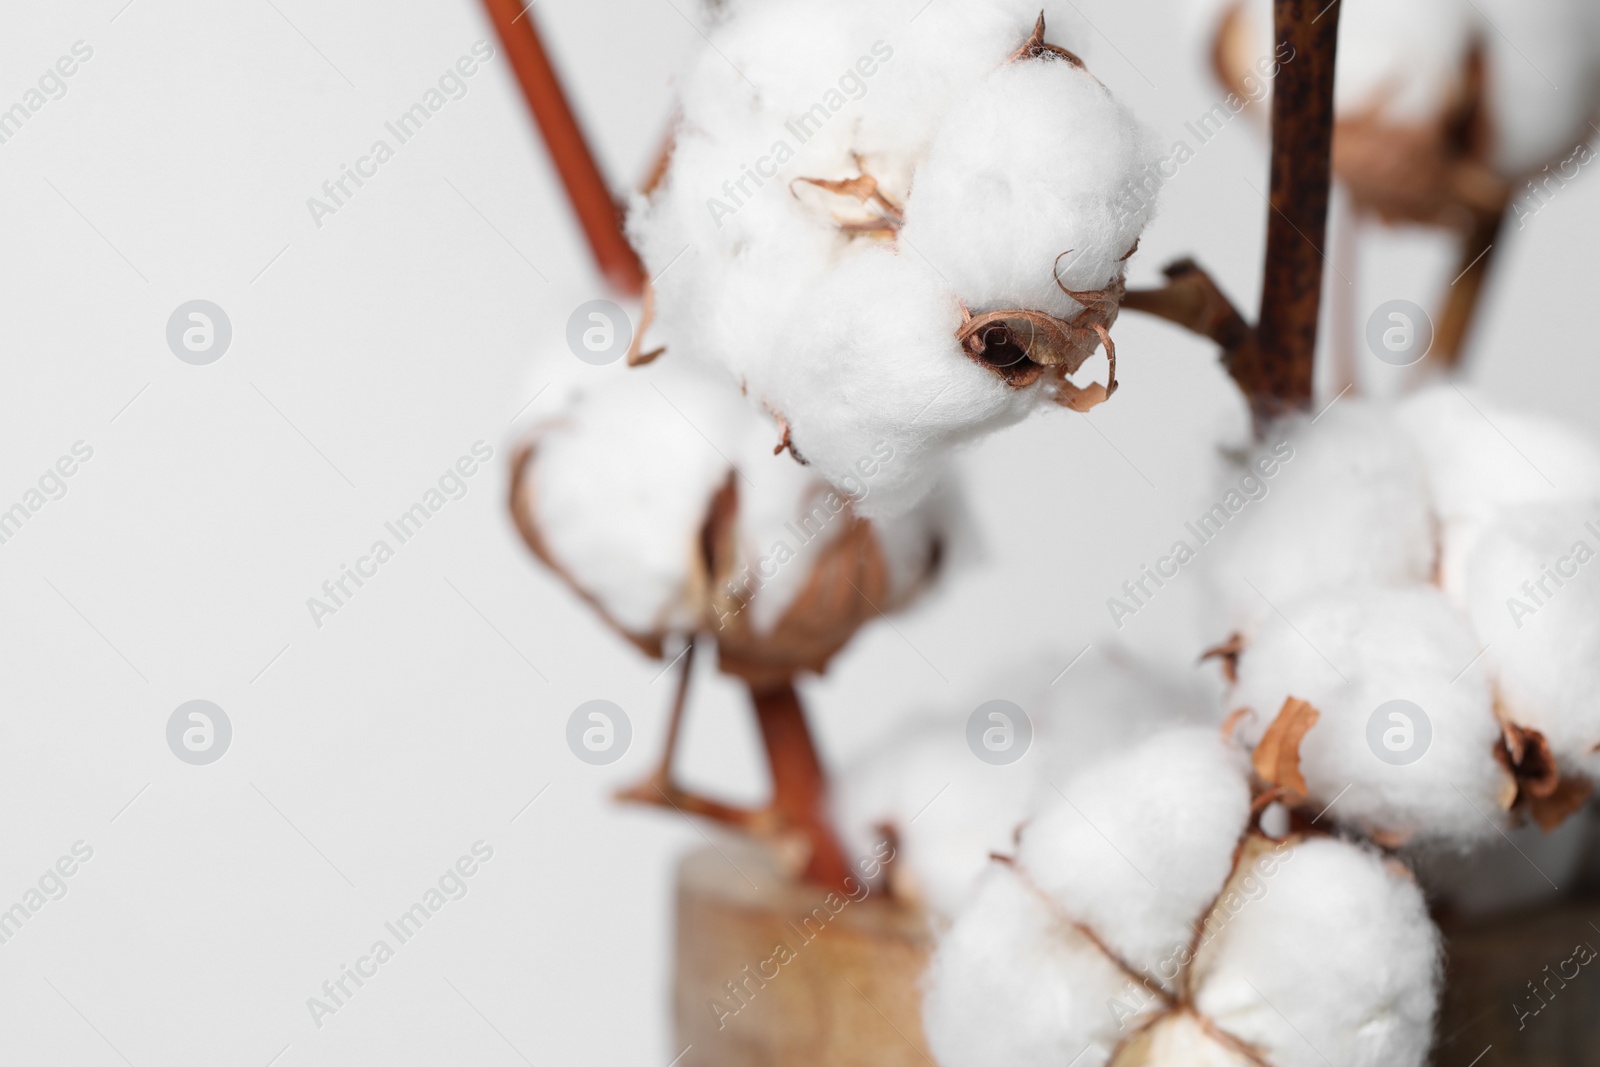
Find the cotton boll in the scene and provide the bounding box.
[1332,0,1473,124]
[921,864,1146,1067]
[1203,401,1437,633]
[1472,0,1600,176]
[514,355,953,679]
[1231,585,1511,845]
[1460,501,1600,777]
[1212,0,1470,124]
[1190,837,1440,1067]
[521,360,749,637]
[830,719,1040,917]
[1019,728,1253,975]
[1397,385,1600,526]
[926,727,1443,1067]
[903,59,1160,323]
[633,2,1163,519]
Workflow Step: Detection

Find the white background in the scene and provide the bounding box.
[0,0,1596,1064]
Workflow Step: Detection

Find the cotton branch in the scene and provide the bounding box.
[1125,0,1342,425]
[481,0,646,295]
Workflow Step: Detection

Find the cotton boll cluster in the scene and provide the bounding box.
[630,0,1162,518]
[830,644,1216,918]
[1205,0,1600,221]
[510,355,950,684]
[1202,386,1600,854]
[923,728,1441,1067]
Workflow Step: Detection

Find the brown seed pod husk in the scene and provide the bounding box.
[510,438,942,686]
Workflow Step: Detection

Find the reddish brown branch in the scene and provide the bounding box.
[481,0,646,295]
[1432,202,1505,369]
[749,679,854,891]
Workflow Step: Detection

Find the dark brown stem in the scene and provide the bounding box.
[1432,203,1505,369]
[480,0,646,296]
[749,679,854,891]
[1123,2,1342,426]
[1245,0,1342,420]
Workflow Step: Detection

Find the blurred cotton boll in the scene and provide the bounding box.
[829,643,1218,918]
[511,354,953,684]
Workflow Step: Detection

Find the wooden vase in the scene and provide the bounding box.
[672,844,935,1066]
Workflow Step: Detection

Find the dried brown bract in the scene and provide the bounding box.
[790,172,904,237]
[955,252,1126,410]
[1010,12,1086,67]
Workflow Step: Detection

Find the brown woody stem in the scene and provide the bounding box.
[1432,203,1505,369]
[749,679,854,891]
[481,0,646,296]
[1244,0,1342,419]
[1124,0,1342,426]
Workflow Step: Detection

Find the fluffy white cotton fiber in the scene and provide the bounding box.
[518,354,950,643]
[830,719,1041,918]
[923,728,1441,1067]
[1203,401,1437,632]
[1230,585,1510,845]
[831,644,1215,918]
[526,359,755,635]
[922,862,1148,1067]
[1190,838,1440,1067]
[1397,385,1600,528]
[1461,501,1600,777]
[631,0,1163,518]
[901,59,1161,322]
[1018,728,1252,974]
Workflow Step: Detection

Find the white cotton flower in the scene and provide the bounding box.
[512,355,951,672]
[1187,837,1440,1067]
[631,1,1162,518]
[923,727,1441,1067]
[1230,585,1511,846]
[1203,401,1437,633]
[1460,500,1600,778]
